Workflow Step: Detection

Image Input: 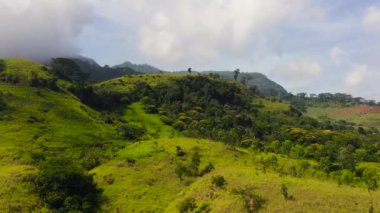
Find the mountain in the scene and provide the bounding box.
[113,61,163,74]
[69,57,287,97]
[203,71,288,96]
[69,56,141,82]
[0,58,379,212]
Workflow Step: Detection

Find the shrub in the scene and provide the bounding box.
[363,169,378,190]
[189,150,201,175]
[118,123,146,140]
[173,120,186,131]
[175,163,189,181]
[176,146,185,157]
[211,175,226,188]
[29,72,58,90]
[340,170,354,185]
[0,59,5,72]
[179,198,197,213]
[0,92,6,111]
[200,162,215,176]
[160,115,173,125]
[233,186,265,213]
[280,184,288,199]
[34,158,102,212]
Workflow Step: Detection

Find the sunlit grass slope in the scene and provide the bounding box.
[92,102,380,213]
[0,59,123,211]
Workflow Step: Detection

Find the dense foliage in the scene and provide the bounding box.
[0,92,6,111]
[99,75,380,188]
[35,158,102,212]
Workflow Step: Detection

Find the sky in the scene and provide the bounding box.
[0,0,379,100]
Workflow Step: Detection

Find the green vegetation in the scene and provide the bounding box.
[0,58,379,212]
[35,157,102,212]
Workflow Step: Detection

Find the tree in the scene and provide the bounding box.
[117,123,146,140]
[189,150,201,175]
[234,69,240,81]
[35,158,102,212]
[51,58,89,84]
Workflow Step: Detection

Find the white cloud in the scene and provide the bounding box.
[0,0,95,62]
[344,64,380,100]
[97,0,324,66]
[345,64,368,87]
[363,6,380,31]
[278,60,321,88]
[329,46,345,65]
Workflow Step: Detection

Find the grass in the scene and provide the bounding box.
[253,98,290,112]
[0,58,54,85]
[124,102,178,139]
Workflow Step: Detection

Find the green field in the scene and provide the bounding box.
[307,105,380,129]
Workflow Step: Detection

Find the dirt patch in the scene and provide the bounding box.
[333,105,380,116]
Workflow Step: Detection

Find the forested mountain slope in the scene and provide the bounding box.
[0,58,379,212]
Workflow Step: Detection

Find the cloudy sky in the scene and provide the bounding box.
[0,0,379,100]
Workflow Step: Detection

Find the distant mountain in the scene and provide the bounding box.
[69,57,141,82]
[69,57,286,97]
[203,71,288,97]
[113,61,163,74]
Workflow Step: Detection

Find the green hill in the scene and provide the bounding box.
[203,71,288,97]
[113,60,163,74]
[0,58,379,212]
[69,57,141,82]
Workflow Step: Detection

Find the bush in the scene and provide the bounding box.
[29,72,58,90]
[0,93,6,111]
[233,186,266,212]
[179,198,197,213]
[160,115,173,125]
[118,123,146,140]
[280,184,288,199]
[176,146,185,157]
[363,169,378,190]
[200,162,214,176]
[35,158,102,212]
[211,175,226,188]
[175,163,189,181]
[0,59,5,72]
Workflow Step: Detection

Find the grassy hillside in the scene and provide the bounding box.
[0,58,379,212]
[92,102,380,212]
[203,71,288,97]
[307,103,380,130]
[0,58,126,211]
